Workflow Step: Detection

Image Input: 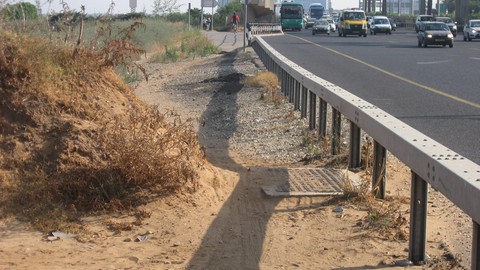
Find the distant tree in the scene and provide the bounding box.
[445,0,480,15]
[114,12,145,21]
[153,0,181,16]
[444,0,455,14]
[165,12,187,22]
[214,0,243,29]
[162,8,202,27]
[189,8,202,25]
[2,2,38,21]
[471,0,480,13]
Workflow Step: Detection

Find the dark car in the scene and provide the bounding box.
[435,17,457,37]
[417,22,454,48]
[388,17,397,31]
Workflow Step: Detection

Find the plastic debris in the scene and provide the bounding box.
[45,231,78,241]
[136,235,148,242]
[394,259,413,266]
[333,206,344,213]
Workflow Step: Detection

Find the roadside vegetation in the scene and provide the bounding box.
[0,2,217,232]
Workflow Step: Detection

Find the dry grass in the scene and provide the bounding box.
[342,171,409,241]
[245,71,284,105]
[0,28,204,232]
[148,29,218,63]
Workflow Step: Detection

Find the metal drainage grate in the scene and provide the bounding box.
[262,168,345,197]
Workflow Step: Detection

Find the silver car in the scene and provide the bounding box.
[463,19,480,41]
[435,17,457,37]
[370,16,392,35]
[312,19,330,35]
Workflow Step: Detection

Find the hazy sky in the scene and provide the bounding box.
[20,0,359,14]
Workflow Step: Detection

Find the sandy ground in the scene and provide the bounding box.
[0,38,473,270]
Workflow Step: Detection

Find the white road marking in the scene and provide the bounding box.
[417,59,452,65]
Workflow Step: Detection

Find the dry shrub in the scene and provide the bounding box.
[0,30,132,122]
[0,29,205,231]
[245,71,279,89]
[363,198,408,241]
[3,107,204,230]
[245,71,284,105]
[342,176,408,241]
[361,136,374,172]
[97,107,203,195]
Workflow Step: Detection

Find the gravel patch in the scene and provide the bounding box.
[139,48,352,166]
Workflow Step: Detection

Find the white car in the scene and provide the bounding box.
[327,19,336,32]
[370,16,392,35]
[463,19,480,41]
[312,19,331,35]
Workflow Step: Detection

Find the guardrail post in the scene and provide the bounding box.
[349,122,362,169]
[294,81,300,111]
[285,74,289,97]
[285,74,290,99]
[372,140,386,199]
[301,86,308,118]
[331,108,342,155]
[473,221,480,270]
[289,76,294,103]
[409,172,428,265]
[309,91,316,130]
[318,98,327,138]
[281,70,286,95]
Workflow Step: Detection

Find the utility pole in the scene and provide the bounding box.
[243,0,247,52]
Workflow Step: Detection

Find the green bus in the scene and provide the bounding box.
[280,1,304,31]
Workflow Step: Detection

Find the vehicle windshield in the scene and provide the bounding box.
[316,20,329,25]
[437,18,453,23]
[420,16,434,21]
[471,21,480,27]
[374,18,389,24]
[310,9,323,19]
[344,12,365,20]
[425,24,449,31]
[281,6,303,19]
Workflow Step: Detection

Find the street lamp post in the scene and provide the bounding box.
[243,0,247,52]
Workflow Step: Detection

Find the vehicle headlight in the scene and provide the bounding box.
[472,30,477,33]
[447,33,453,38]
[427,34,433,38]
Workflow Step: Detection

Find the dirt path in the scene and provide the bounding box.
[133,47,471,269]
[0,43,472,270]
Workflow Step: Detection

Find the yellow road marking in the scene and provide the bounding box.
[288,34,480,109]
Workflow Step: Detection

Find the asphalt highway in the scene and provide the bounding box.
[262,29,480,165]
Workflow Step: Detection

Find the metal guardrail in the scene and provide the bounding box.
[250,22,282,35]
[251,35,480,269]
